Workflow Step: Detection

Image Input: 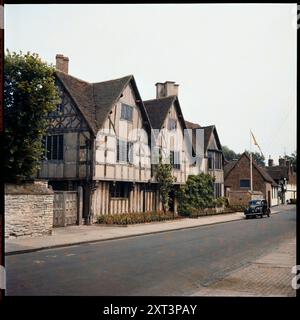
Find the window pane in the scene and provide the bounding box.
[47,136,52,160]
[240,179,250,188]
[58,135,64,160]
[121,104,133,121]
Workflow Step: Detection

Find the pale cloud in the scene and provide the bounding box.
[4,4,297,163]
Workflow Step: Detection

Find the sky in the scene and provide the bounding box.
[4,4,297,164]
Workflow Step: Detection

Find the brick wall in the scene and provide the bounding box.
[5,181,54,239]
[228,190,264,206]
[225,154,268,198]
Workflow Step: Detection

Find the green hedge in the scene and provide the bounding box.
[96,211,180,225]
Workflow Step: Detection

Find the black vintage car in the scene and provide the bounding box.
[244,199,271,219]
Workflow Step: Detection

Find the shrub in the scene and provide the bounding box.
[177,173,215,215]
[96,211,179,225]
[215,196,229,208]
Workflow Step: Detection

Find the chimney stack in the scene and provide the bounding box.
[156,81,179,98]
[56,54,69,73]
[278,157,286,167]
[285,160,290,168]
[268,156,274,167]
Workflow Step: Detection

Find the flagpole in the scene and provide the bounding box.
[250,129,253,192]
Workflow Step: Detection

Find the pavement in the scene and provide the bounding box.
[5,204,289,255]
[192,237,296,297]
[5,206,295,296]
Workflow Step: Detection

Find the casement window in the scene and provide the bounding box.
[121,103,133,121]
[117,139,134,163]
[208,151,214,169]
[215,152,222,169]
[110,182,129,198]
[214,183,222,198]
[168,118,177,130]
[170,150,181,170]
[208,151,222,170]
[240,179,250,189]
[44,135,64,160]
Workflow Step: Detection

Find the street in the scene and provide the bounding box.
[6,207,296,296]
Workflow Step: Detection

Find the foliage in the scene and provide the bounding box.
[177,173,215,216]
[245,150,265,167]
[285,151,297,171]
[214,196,229,208]
[155,160,176,212]
[4,50,60,182]
[96,211,180,225]
[222,145,240,162]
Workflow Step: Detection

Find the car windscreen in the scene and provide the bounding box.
[249,200,261,206]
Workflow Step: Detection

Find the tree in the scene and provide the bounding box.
[155,160,176,213]
[4,51,60,182]
[245,150,265,167]
[285,151,297,170]
[222,145,240,162]
[177,173,215,215]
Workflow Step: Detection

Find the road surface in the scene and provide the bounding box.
[6,207,296,296]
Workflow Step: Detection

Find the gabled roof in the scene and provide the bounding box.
[143,95,186,131]
[203,125,223,153]
[185,120,201,129]
[55,71,151,135]
[225,152,278,186]
[224,160,238,177]
[265,166,289,181]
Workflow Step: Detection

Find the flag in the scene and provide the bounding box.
[250,130,258,146]
[250,130,264,158]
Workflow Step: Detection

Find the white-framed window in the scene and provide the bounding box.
[117,139,133,163]
[168,118,177,130]
[121,103,133,121]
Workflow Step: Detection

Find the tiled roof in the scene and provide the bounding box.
[144,96,177,129]
[265,166,289,181]
[55,71,135,135]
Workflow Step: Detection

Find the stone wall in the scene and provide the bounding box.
[5,181,54,239]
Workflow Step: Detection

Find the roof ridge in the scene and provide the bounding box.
[144,95,176,103]
[55,70,91,85]
[92,74,132,85]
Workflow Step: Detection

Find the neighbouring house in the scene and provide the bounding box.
[266,156,297,204]
[224,152,279,207]
[185,121,224,198]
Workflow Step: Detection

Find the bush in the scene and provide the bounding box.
[96,211,179,225]
[215,196,229,208]
[177,173,215,215]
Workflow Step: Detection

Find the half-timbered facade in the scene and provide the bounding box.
[185,121,225,198]
[38,55,225,223]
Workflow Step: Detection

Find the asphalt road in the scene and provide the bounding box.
[6,207,296,296]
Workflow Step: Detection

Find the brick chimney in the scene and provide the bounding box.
[278,157,286,167]
[268,156,274,167]
[56,54,69,73]
[156,81,179,98]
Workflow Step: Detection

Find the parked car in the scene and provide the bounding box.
[244,199,271,219]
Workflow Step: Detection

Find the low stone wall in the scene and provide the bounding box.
[5,181,54,239]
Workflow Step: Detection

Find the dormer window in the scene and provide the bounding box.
[121,103,133,121]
